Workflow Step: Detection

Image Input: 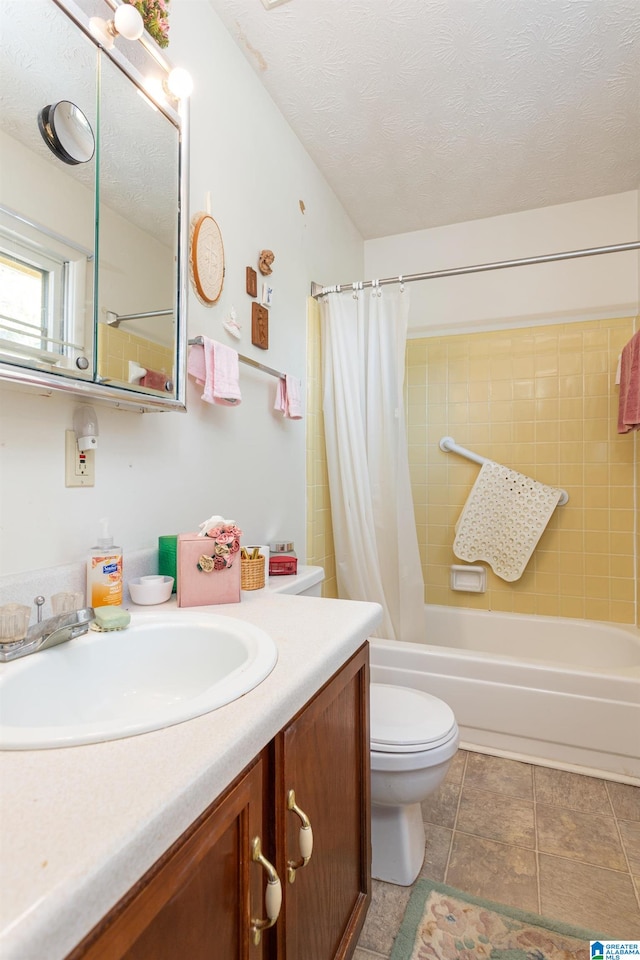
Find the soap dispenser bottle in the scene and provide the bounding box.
[87,519,123,607]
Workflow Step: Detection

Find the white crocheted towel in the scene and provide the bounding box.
[453,461,563,582]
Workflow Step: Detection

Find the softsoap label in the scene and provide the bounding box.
[89,554,123,606]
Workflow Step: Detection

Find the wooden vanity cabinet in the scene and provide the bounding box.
[274,644,371,960]
[67,644,370,960]
[68,756,268,960]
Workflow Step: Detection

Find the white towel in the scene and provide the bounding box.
[453,461,562,582]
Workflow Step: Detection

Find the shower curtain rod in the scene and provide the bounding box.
[310,240,640,298]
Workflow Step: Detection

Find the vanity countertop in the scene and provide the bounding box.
[0,587,382,960]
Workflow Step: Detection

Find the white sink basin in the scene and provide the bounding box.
[0,611,278,749]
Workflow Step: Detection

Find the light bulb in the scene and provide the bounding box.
[113,4,144,41]
[89,5,143,49]
[166,67,194,100]
[73,405,99,452]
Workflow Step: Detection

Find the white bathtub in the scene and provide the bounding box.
[369,605,640,783]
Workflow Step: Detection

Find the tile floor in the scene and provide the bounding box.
[355,750,640,959]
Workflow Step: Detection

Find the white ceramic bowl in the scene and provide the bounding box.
[128,576,174,605]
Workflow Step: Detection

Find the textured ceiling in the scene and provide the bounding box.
[208,0,640,239]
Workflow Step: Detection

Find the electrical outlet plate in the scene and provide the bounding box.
[65,430,95,487]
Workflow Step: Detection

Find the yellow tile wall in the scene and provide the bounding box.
[307,311,638,623]
[306,298,337,598]
[408,317,638,624]
[97,325,174,387]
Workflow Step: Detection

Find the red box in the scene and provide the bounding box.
[177,533,241,607]
[269,555,298,576]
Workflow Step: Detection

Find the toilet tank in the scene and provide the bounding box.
[267,565,324,597]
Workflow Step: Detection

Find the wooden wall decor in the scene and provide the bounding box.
[245,266,257,298]
[190,213,224,304]
[258,249,274,276]
[251,303,269,350]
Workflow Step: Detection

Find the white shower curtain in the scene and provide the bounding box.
[319,286,425,643]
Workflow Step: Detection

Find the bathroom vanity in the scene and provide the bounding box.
[0,592,382,960]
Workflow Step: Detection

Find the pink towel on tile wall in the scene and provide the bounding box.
[617,330,640,434]
[187,337,241,406]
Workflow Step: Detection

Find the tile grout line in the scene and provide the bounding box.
[532,767,542,916]
[443,749,469,883]
[604,780,640,914]
[446,827,638,879]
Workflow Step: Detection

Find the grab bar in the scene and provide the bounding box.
[439,436,569,505]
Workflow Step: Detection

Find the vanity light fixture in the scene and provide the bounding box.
[89,4,144,50]
[73,405,99,452]
[165,67,194,100]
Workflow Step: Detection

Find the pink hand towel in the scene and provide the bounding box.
[285,374,303,419]
[187,343,206,384]
[273,375,303,419]
[187,338,241,405]
[274,377,286,414]
[208,339,241,406]
[618,330,640,434]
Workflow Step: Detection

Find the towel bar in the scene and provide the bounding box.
[189,336,285,380]
[439,436,569,505]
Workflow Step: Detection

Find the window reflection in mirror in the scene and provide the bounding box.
[96,52,179,398]
[0,0,96,377]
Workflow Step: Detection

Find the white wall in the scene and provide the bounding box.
[365,192,639,336]
[0,0,363,577]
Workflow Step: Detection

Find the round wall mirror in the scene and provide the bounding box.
[37,100,95,165]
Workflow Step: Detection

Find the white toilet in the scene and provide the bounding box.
[370,682,459,886]
[278,568,459,886]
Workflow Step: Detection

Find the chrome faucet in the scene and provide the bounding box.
[0,596,95,663]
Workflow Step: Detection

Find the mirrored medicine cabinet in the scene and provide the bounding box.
[0,0,189,411]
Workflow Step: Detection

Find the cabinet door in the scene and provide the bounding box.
[275,644,371,960]
[68,756,270,960]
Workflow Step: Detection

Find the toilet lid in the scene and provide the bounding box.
[370,683,457,753]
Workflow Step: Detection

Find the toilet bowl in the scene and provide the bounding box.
[370,682,459,886]
[279,571,458,886]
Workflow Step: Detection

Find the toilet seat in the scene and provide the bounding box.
[370,683,457,753]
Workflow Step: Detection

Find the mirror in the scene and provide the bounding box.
[0,0,188,411]
[37,101,96,165]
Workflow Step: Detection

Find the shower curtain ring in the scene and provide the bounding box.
[398,275,404,292]
[352,282,358,299]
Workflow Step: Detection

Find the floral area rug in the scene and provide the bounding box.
[390,879,602,960]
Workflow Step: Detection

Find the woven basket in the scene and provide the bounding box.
[241,555,265,591]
